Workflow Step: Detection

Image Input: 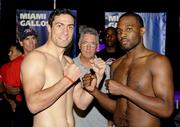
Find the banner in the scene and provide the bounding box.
[16,9,77,57]
[105,12,167,55]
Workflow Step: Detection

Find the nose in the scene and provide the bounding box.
[63,27,68,35]
[8,52,11,56]
[86,44,93,49]
[120,30,127,38]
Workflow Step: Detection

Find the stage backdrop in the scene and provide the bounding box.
[104,12,167,55]
[16,9,77,58]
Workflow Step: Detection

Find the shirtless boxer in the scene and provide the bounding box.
[20,8,106,127]
[83,12,174,127]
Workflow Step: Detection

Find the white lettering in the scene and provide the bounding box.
[108,22,118,28]
[20,20,48,26]
[20,13,46,20]
[108,16,119,22]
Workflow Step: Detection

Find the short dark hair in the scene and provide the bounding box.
[101,26,117,43]
[10,42,23,53]
[104,26,117,36]
[119,12,144,27]
[48,8,76,27]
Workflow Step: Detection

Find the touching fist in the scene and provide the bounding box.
[82,69,97,92]
[90,58,106,78]
[64,63,81,83]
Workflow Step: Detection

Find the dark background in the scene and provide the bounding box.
[0,0,180,90]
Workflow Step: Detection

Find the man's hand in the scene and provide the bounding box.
[106,80,125,96]
[90,58,106,82]
[63,63,81,84]
[82,70,97,93]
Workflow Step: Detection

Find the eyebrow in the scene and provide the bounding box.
[54,22,74,26]
[81,41,97,44]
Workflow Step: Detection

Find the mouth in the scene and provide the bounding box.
[121,39,128,45]
[60,36,69,41]
[60,38,68,41]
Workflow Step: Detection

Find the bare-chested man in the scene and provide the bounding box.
[20,8,106,127]
[83,12,174,127]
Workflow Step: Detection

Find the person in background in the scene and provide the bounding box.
[83,12,174,127]
[0,41,23,94]
[97,26,125,127]
[20,8,106,127]
[0,26,38,127]
[97,26,125,65]
[8,42,23,61]
[0,42,23,127]
[73,27,110,127]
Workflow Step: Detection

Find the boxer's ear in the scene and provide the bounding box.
[140,27,145,36]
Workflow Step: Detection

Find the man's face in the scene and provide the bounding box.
[20,35,37,53]
[8,46,21,61]
[79,33,98,59]
[49,14,75,48]
[116,16,143,51]
[104,28,117,47]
